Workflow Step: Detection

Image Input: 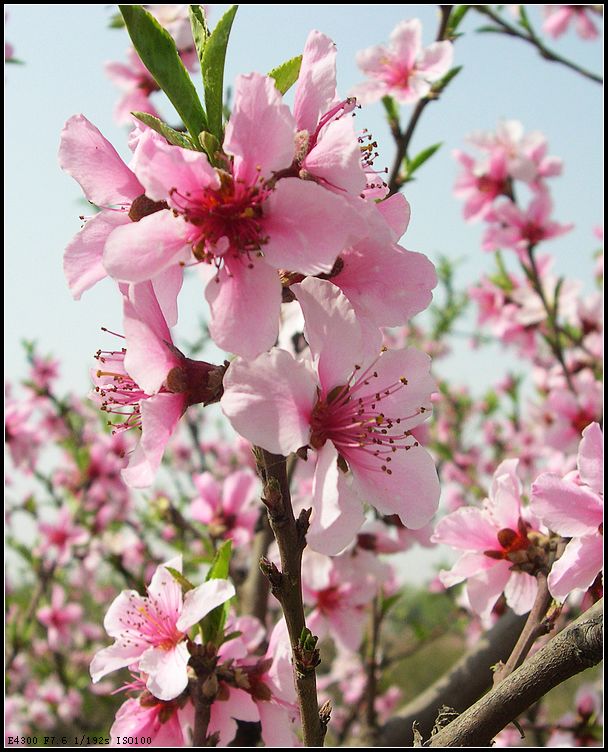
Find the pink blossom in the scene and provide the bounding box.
[104,61,365,357]
[302,550,385,651]
[92,282,223,487]
[482,192,573,258]
[432,460,542,619]
[531,423,603,600]
[543,5,601,40]
[37,585,83,651]
[190,470,259,545]
[90,555,235,701]
[221,278,440,555]
[453,120,562,221]
[536,370,603,452]
[110,674,194,746]
[351,19,453,105]
[5,394,40,471]
[37,507,89,566]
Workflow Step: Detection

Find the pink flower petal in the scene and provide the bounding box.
[548,535,603,599]
[466,563,511,620]
[90,639,147,684]
[177,579,235,632]
[304,117,366,195]
[123,282,179,395]
[258,701,299,747]
[59,114,143,206]
[433,507,501,551]
[578,422,603,494]
[531,474,602,536]
[131,130,218,202]
[140,641,190,701]
[224,72,296,184]
[205,257,282,358]
[307,442,365,555]
[221,349,316,455]
[263,178,364,275]
[64,209,129,299]
[416,40,453,79]
[390,19,422,69]
[103,210,191,284]
[504,572,538,615]
[222,470,257,515]
[294,30,337,133]
[293,277,381,392]
[349,443,440,527]
[121,393,186,488]
[376,193,411,240]
[332,242,437,326]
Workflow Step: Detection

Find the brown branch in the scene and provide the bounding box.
[472,5,602,85]
[493,572,553,684]
[378,609,527,746]
[258,449,325,747]
[363,596,381,743]
[428,600,603,747]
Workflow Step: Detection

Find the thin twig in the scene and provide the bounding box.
[472,5,602,85]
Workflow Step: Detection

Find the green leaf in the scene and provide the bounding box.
[380,592,402,618]
[268,55,303,94]
[109,12,125,29]
[200,540,233,644]
[132,111,196,149]
[475,25,504,34]
[381,95,400,126]
[189,4,210,67]
[517,5,534,33]
[447,5,470,35]
[199,131,223,165]
[119,5,208,139]
[201,4,238,141]
[165,566,196,593]
[432,65,463,94]
[405,142,443,176]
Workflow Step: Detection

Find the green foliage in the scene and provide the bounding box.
[165,566,196,593]
[432,65,463,94]
[119,5,208,140]
[404,142,443,182]
[268,55,303,94]
[189,4,211,67]
[132,112,197,150]
[200,540,233,644]
[200,5,238,141]
[447,5,470,37]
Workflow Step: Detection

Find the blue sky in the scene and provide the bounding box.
[5,4,603,397]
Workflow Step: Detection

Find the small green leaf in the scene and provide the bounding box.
[165,566,196,593]
[199,131,223,165]
[109,12,125,29]
[432,65,463,94]
[475,25,504,34]
[517,5,534,33]
[447,5,470,35]
[201,5,238,141]
[201,541,233,644]
[268,55,303,94]
[380,592,402,618]
[405,142,443,176]
[189,4,210,67]
[119,5,208,140]
[381,95,400,126]
[132,111,196,149]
